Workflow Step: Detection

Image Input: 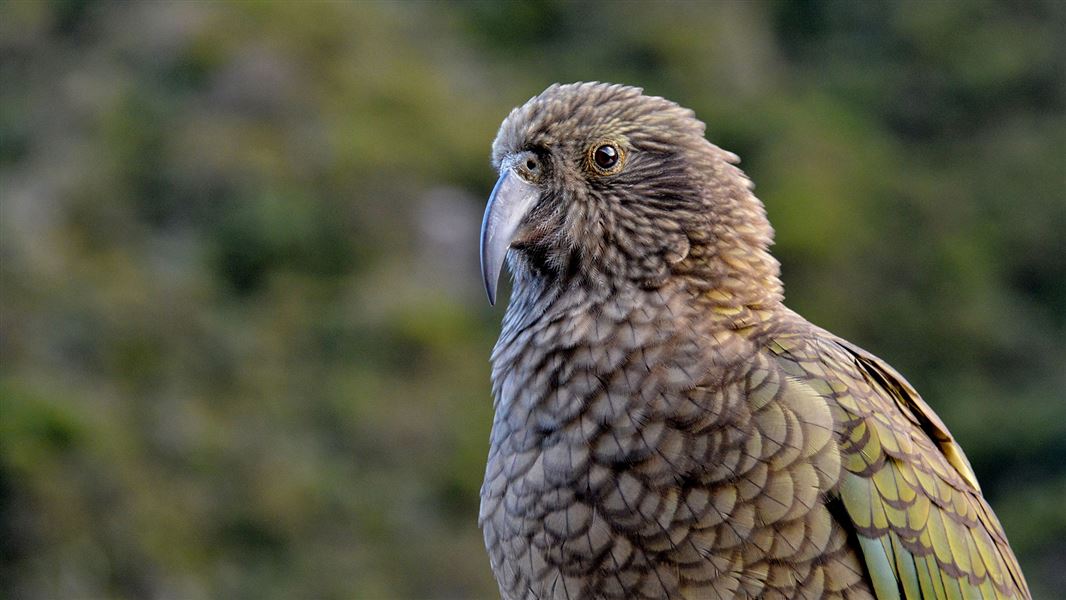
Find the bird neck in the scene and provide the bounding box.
[675,220,785,313]
[678,153,786,311]
[504,223,784,334]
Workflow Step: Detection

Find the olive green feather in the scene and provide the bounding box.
[769,336,1029,599]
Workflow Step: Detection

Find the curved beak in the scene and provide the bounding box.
[480,169,539,305]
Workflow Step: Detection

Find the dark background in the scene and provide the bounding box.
[2,1,1063,598]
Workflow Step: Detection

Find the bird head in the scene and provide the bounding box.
[480,82,780,307]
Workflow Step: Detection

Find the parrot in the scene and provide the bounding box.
[477,82,1029,600]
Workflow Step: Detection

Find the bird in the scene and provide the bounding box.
[476,82,1030,600]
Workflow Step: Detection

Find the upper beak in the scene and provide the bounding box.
[480,168,539,305]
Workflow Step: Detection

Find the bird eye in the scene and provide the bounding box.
[593,144,619,170]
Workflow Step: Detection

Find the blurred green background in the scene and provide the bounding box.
[1,1,1063,598]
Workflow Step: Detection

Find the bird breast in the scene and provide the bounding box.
[478,282,781,597]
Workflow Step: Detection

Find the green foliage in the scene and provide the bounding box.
[1,1,1062,597]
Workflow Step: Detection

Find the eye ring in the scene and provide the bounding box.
[588,142,624,174]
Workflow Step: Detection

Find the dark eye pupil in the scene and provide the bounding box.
[594,145,618,169]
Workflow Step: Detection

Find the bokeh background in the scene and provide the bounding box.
[1,1,1063,598]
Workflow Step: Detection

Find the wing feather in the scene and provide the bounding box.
[889,531,924,600]
[769,333,1030,599]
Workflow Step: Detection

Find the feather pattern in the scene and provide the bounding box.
[767,330,1029,599]
[479,82,1030,599]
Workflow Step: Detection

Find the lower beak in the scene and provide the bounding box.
[479,169,539,305]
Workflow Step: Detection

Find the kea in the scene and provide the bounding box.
[476,83,1030,600]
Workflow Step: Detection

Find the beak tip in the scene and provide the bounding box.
[481,255,498,306]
